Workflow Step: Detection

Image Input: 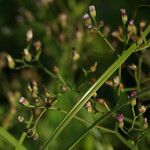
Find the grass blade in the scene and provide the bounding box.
[0,127,26,150]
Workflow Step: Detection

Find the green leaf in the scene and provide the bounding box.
[41,25,150,149]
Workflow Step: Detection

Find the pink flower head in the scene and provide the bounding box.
[130,90,137,97]
[129,20,134,25]
[19,97,29,107]
[82,14,90,20]
[117,113,124,123]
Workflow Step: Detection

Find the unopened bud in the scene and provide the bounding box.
[89,5,96,20]
[143,118,148,129]
[93,92,97,98]
[82,13,92,27]
[26,29,33,42]
[72,48,80,61]
[33,133,39,140]
[127,20,137,35]
[105,80,113,87]
[117,113,124,123]
[128,64,137,71]
[120,8,128,24]
[60,85,68,92]
[34,41,42,51]
[23,49,32,62]
[130,98,136,106]
[19,97,30,107]
[130,90,137,97]
[28,80,38,92]
[59,12,68,27]
[53,66,59,74]
[86,101,93,112]
[139,21,146,30]
[6,54,15,69]
[113,76,120,86]
[90,62,97,72]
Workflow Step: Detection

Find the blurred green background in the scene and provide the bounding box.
[0,0,150,149]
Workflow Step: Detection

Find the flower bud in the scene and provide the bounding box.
[117,113,124,123]
[28,80,38,92]
[93,92,97,98]
[59,12,68,27]
[26,29,33,42]
[113,76,120,86]
[33,133,39,140]
[127,20,137,35]
[128,64,137,71]
[60,85,68,92]
[139,105,146,113]
[90,62,97,72]
[139,21,146,30]
[120,8,128,24]
[23,49,32,62]
[130,98,136,106]
[105,80,113,87]
[143,118,148,129]
[34,41,42,51]
[130,90,137,97]
[89,5,96,20]
[6,54,15,69]
[82,13,92,27]
[72,48,80,61]
[19,97,30,107]
[85,101,93,112]
[53,66,60,74]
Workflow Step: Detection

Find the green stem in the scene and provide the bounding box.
[38,61,56,79]
[128,105,136,132]
[33,109,47,130]
[15,111,33,150]
[97,30,115,52]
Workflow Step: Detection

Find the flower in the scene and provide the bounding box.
[117,113,124,123]
[6,54,15,69]
[120,8,128,24]
[89,5,96,19]
[130,90,137,97]
[139,105,147,113]
[82,13,92,27]
[23,48,32,62]
[26,29,33,42]
[19,97,30,107]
